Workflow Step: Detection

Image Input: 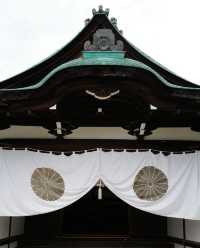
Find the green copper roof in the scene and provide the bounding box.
[1,51,200,91]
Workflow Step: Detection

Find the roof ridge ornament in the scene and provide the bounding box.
[85,6,123,33]
[110,17,123,34]
[110,17,117,27]
[92,5,110,16]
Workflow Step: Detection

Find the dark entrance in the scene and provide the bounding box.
[24,187,167,240]
[62,187,129,235]
[23,187,171,248]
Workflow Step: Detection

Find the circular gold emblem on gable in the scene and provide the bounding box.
[31,168,65,201]
[133,166,168,201]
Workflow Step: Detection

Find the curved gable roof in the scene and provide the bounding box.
[0,8,198,90]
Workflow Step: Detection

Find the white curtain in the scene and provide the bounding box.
[0,150,99,216]
[101,150,200,220]
[0,148,200,219]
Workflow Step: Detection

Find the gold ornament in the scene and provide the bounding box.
[133,166,168,201]
[31,167,65,201]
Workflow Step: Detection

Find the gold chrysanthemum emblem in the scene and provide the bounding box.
[133,166,168,201]
[31,167,65,201]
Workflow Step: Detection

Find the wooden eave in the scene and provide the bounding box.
[0,60,199,112]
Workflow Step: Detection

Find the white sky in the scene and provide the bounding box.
[0,0,200,84]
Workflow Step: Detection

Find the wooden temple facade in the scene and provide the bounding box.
[1,6,200,152]
[1,5,200,248]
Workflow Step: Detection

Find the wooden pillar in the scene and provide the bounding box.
[128,207,134,238]
[8,217,12,248]
[183,219,186,248]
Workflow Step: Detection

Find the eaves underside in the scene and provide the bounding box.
[1,126,200,141]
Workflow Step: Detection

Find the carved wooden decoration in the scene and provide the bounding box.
[133,166,168,201]
[85,89,120,100]
[84,29,124,51]
[31,167,65,201]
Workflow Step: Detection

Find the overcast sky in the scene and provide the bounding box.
[0,0,200,84]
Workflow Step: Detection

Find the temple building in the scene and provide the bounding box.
[0,6,200,248]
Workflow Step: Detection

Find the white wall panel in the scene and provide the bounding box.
[0,217,9,239]
[0,217,24,248]
[167,217,183,238]
[174,244,183,248]
[0,245,8,248]
[0,241,18,248]
[10,241,18,248]
[11,217,24,236]
[185,220,200,242]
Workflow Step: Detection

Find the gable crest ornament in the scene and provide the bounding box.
[84,29,124,51]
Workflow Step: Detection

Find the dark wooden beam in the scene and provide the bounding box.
[0,110,200,128]
[1,67,200,112]
[0,139,200,152]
